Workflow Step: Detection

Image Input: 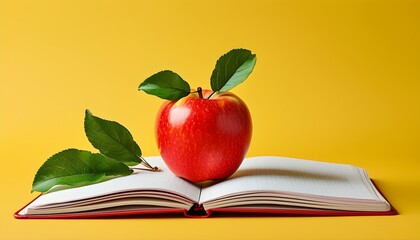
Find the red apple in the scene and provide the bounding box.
[155,89,252,182]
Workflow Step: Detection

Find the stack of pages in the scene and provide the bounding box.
[15,156,396,218]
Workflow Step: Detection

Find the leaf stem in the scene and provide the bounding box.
[131,167,162,172]
[139,156,159,171]
[207,91,216,99]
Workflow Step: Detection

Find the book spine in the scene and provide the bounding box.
[184,203,212,218]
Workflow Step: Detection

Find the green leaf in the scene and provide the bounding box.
[32,149,133,193]
[210,49,256,93]
[84,109,142,166]
[139,70,191,100]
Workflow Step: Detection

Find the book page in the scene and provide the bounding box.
[199,156,385,204]
[21,156,200,213]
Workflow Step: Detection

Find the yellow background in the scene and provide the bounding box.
[1,0,419,239]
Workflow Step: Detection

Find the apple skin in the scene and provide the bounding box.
[155,90,252,182]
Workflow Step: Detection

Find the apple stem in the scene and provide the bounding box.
[197,87,203,99]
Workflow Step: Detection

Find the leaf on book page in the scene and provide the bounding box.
[210,49,256,93]
[84,109,142,166]
[32,149,133,193]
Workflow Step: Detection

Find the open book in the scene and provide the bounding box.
[15,156,397,218]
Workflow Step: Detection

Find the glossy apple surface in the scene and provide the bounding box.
[156,90,252,182]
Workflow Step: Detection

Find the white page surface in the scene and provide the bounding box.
[200,156,382,204]
[22,156,200,212]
